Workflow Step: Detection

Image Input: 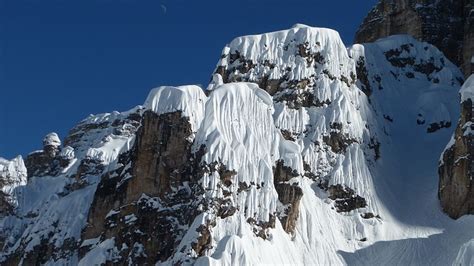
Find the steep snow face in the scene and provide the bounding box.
[214,25,380,203]
[195,81,305,228]
[194,82,287,223]
[0,156,27,212]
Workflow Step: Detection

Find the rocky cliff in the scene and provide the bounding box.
[355,0,473,76]
[439,75,474,219]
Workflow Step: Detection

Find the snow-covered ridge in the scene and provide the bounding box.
[0,104,143,263]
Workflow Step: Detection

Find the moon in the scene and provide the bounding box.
[161,4,167,14]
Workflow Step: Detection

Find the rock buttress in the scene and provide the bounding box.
[81,110,206,264]
[439,76,474,219]
[273,160,303,234]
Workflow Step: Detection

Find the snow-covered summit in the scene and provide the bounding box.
[42,132,61,148]
[291,23,311,29]
[215,25,353,97]
[144,85,206,132]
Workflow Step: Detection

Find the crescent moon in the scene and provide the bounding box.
[161,4,167,14]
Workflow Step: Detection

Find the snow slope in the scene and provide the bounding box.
[341,36,474,265]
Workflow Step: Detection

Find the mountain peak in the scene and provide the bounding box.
[291,23,311,28]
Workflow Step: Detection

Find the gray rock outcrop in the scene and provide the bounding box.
[25,132,63,178]
[355,0,473,76]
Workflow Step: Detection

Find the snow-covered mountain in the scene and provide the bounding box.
[0,24,472,265]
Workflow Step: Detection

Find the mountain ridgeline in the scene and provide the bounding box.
[0,2,473,265]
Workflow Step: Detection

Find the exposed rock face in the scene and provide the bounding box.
[24,150,53,178]
[327,184,367,213]
[439,75,474,219]
[323,123,358,154]
[273,160,303,234]
[355,0,473,76]
[81,110,207,264]
[126,111,194,201]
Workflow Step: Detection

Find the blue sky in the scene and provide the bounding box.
[0,0,377,159]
